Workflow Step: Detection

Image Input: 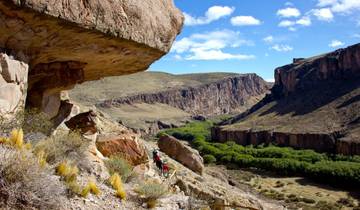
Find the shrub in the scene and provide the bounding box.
[56,160,79,183]
[135,181,168,209]
[105,155,134,183]
[10,128,24,149]
[35,131,88,164]
[0,109,53,135]
[81,181,101,197]
[203,155,216,164]
[160,120,360,187]
[0,145,65,209]
[109,173,126,200]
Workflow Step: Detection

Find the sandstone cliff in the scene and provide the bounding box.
[213,43,360,155]
[97,73,269,116]
[0,0,183,119]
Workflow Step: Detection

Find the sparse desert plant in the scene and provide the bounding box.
[0,109,53,135]
[0,145,65,209]
[135,180,168,209]
[105,155,134,182]
[109,173,126,200]
[56,160,79,183]
[36,150,47,167]
[10,128,24,149]
[35,131,88,164]
[81,181,101,197]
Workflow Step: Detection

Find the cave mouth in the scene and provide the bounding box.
[25,61,86,119]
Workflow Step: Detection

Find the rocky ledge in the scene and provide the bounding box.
[0,0,183,119]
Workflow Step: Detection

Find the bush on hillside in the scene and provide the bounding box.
[105,155,134,183]
[0,145,65,209]
[203,154,217,164]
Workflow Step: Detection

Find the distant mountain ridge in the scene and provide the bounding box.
[70,72,269,134]
[212,43,360,155]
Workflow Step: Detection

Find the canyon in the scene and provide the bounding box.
[213,43,360,155]
[70,72,269,135]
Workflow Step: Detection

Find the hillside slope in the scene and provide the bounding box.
[213,43,360,155]
[70,72,269,134]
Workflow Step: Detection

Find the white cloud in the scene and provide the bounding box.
[184,6,235,26]
[285,2,294,6]
[231,16,261,26]
[171,30,255,61]
[277,7,301,18]
[186,49,255,61]
[317,0,360,14]
[312,8,334,21]
[296,16,312,26]
[353,34,360,38]
[317,0,338,7]
[174,55,182,60]
[278,16,311,30]
[271,44,294,52]
[263,36,274,43]
[329,40,345,47]
[266,78,275,83]
[278,20,296,27]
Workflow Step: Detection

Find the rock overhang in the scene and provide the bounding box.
[0,0,184,117]
[0,0,184,80]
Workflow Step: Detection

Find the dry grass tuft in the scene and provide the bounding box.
[109,173,126,200]
[135,180,169,209]
[105,155,134,183]
[35,131,88,165]
[0,145,65,209]
[81,181,101,197]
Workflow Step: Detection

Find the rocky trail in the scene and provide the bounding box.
[142,139,285,210]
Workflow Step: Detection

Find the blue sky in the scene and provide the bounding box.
[150,0,360,81]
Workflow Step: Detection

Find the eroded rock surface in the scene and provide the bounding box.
[273,43,360,98]
[158,134,204,175]
[96,132,148,166]
[0,52,28,119]
[213,44,360,155]
[0,0,183,117]
[99,74,269,116]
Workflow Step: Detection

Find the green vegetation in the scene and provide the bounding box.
[135,181,168,209]
[159,120,360,187]
[105,155,134,183]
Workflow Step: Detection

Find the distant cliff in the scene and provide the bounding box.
[272,43,360,98]
[212,43,360,155]
[97,74,269,116]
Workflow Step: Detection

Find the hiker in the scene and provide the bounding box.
[152,149,163,170]
[162,160,170,178]
[152,149,159,162]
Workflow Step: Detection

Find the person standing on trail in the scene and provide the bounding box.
[152,149,163,170]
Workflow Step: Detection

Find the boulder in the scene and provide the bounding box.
[0,53,28,119]
[158,134,204,175]
[96,133,148,166]
[0,0,183,116]
[65,111,97,135]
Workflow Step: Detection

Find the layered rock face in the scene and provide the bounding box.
[96,133,148,166]
[213,44,360,155]
[158,134,204,175]
[273,43,360,98]
[0,0,183,118]
[99,74,269,116]
[0,52,28,120]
